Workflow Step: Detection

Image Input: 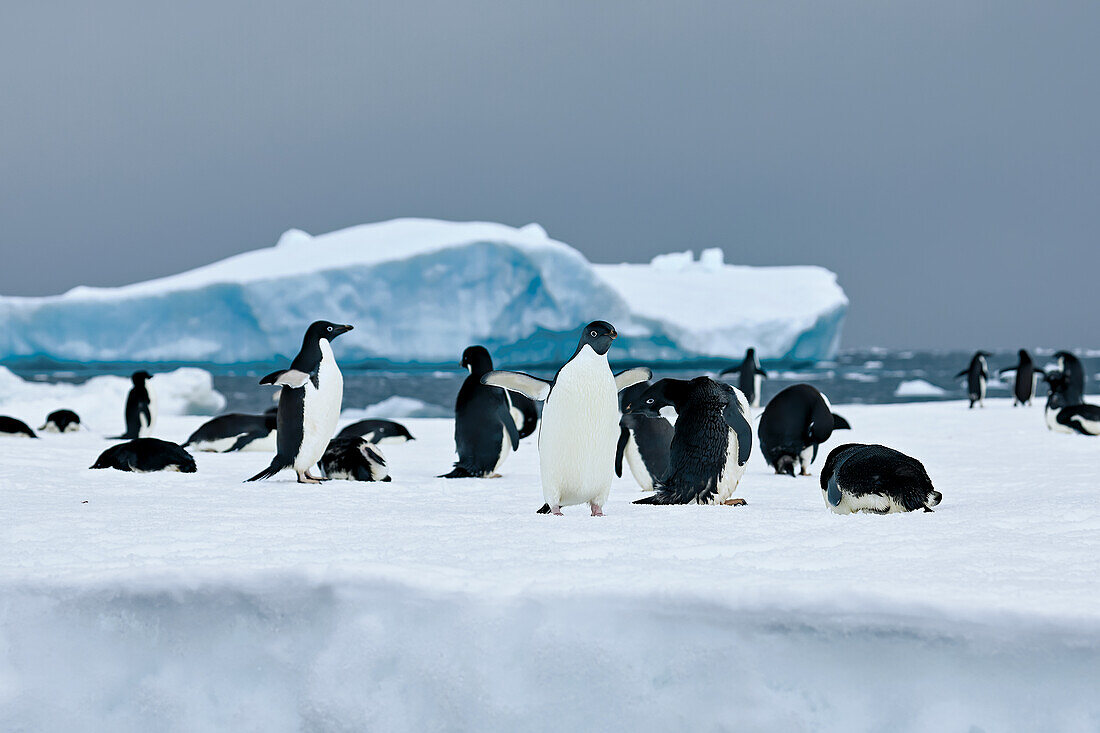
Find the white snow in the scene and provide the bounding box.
[0,219,847,365]
[2,398,1099,731]
[0,366,225,433]
[340,395,450,420]
[894,379,948,397]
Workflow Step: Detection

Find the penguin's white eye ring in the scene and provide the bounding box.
[590,330,598,337]
[327,326,334,332]
[646,398,654,404]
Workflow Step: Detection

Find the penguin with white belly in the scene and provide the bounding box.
[40,409,81,433]
[628,377,753,506]
[247,320,354,483]
[114,371,155,439]
[1044,371,1100,435]
[615,381,673,492]
[820,443,941,514]
[184,408,278,452]
[483,321,651,515]
[955,351,991,409]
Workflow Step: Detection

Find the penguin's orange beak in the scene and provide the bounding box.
[610,330,618,340]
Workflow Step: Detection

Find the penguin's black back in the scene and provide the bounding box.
[321,436,389,481]
[1012,351,1036,404]
[337,419,413,443]
[0,416,37,438]
[185,413,273,446]
[91,438,196,472]
[123,382,151,438]
[275,386,306,459]
[45,409,80,431]
[451,372,511,475]
[820,443,935,512]
[1056,352,1086,405]
[758,384,832,467]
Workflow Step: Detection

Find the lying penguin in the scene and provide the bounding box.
[1044,371,1100,435]
[91,438,196,473]
[0,416,37,438]
[40,409,81,433]
[629,377,753,506]
[758,384,850,476]
[337,419,415,444]
[483,321,650,516]
[321,436,391,481]
[820,443,941,514]
[184,408,278,452]
[615,381,673,492]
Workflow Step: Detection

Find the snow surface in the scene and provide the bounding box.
[2,398,1099,731]
[894,378,948,397]
[0,219,847,366]
[0,366,225,433]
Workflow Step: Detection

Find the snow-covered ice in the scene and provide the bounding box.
[0,219,847,366]
[2,397,1099,731]
[894,378,948,397]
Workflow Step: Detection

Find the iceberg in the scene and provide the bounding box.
[0,219,847,367]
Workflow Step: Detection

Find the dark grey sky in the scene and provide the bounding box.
[2,2,1097,349]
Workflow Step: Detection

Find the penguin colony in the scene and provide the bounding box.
[5,315,1091,517]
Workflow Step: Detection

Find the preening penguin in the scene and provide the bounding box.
[508,392,540,441]
[1044,372,1100,435]
[629,377,753,506]
[321,436,391,481]
[615,381,673,492]
[483,320,651,516]
[337,419,415,444]
[955,352,991,409]
[0,416,37,438]
[247,320,354,484]
[998,349,1044,406]
[184,409,278,452]
[758,384,850,476]
[91,438,196,473]
[39,409,81,433]
[115,370,155,439]
[720,347,768,408]
[1053,351,1086,406]
[820,443,941,514]
[439,345,520,478]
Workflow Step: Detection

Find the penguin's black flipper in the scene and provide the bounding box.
[259,369,310,388]
[831,413,851,430]
[756,367,769,378]
[246,455,292,482]
[998,367,1018,377]
[615,425,629,478]
[723,396,753,466]
[500,404,521,452]
[536,503,552,514]
[718,364,739,376]
[954,368,969,379]
[227,431,267,452]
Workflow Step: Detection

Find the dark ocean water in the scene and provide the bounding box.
[13,349,1098,416]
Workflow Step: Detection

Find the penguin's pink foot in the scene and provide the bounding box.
[552,505,564,516]
[590,503,604,517]
[296,471,322,484]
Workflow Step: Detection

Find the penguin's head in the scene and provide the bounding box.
[308,321,354,343]
[775,454,797,477]
[131,370,153,384]
[578,321,617,356]
[625,379,675,418]
[1044,371,1070,409]
[1018,348,1029,361]
[926,490,943,509]
[387,423,415,442]
[618,381,650,413]
[460,345,494,375]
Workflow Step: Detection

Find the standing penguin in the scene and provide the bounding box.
[758,384,850,476]
[629,377,753,506]
[483,321,651,516]
[820,443,942,514]
[1053,351,1086,406]
[998,350,1045,406]
[115,371,155,439]
[615,381,674,492]
[954,352,991,409]
[247,321,354,483]
[719,347,769,408]
[439,345,520,478]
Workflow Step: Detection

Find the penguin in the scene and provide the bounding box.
[439,345,520,478]
[998,349,1045,406]
[758,383,850,476]
[509,392,540,440]
[1044,371,1100,435]
[115,370,155,439]
[719,347,768,408]
[954,352,991,409]
[1053,351,1086,406]
[0,416,37,438]
[39,409,81,433]
[91,438,196,473]
[247,320,354,484]
[614,381,673,492]
[320,436,391,481]
[184,408,278,452]
[628,377,753,506]
[820,443,941,514]
[483,321,651,516]
[337,419,415,444]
